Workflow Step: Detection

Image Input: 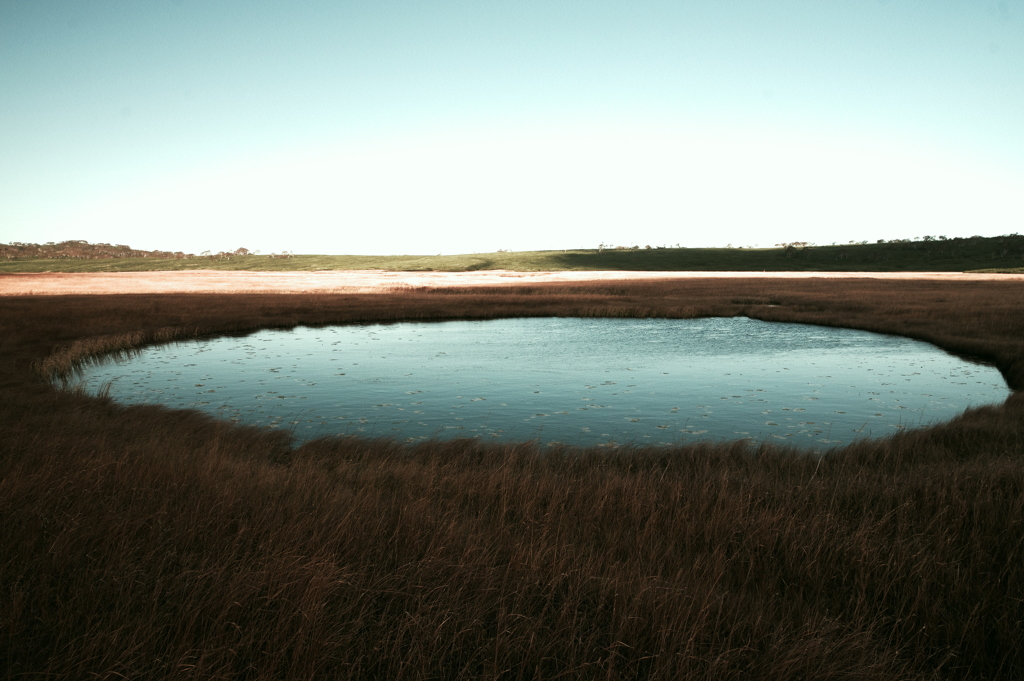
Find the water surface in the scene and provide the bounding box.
[72,317,1010,447]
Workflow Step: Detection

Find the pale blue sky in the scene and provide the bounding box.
[2,1,1022,255]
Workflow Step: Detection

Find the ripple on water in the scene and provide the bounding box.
[70,317,1010,447]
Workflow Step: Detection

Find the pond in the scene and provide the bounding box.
[70,317,1011,447]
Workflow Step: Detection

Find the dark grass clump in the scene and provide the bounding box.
[1,278,1023,679]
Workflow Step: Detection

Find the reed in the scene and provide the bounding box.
[1,278,1022,680]
[34,326,207,384]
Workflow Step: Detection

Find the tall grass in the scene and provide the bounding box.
[2,278,1023,679]
[34,326,206,385]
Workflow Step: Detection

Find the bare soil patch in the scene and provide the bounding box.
[3,268,1024,295]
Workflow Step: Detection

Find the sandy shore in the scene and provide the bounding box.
[2,269,1023,296]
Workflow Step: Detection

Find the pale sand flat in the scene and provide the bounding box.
[2,269,1023,296]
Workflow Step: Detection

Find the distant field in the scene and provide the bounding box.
[3,235,1024,272]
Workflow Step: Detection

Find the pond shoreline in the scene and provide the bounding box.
[72,316,1010,447]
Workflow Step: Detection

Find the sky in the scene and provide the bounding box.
[1,1,1022,256]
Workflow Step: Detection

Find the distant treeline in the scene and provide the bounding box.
[3,235,1023,271]
[0,240,259,261]
[771,233,1024,261]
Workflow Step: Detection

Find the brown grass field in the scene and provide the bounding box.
[2,274,1023,680]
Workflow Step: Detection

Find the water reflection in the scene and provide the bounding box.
[72,317,1010,447]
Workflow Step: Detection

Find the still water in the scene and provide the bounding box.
[72,317,1010,447]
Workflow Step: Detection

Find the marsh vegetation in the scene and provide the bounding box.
[3,278,1024,679]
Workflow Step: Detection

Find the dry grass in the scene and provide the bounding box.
[1,278,1023,680]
